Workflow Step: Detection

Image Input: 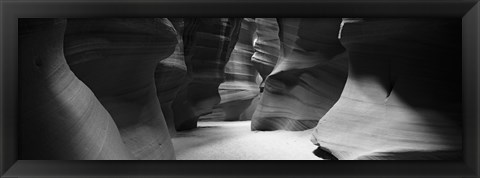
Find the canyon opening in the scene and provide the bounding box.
[19,18,462,160]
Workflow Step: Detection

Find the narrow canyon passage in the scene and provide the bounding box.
[19,17,462,160]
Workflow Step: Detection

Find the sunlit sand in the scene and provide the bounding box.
[172,121,322,160]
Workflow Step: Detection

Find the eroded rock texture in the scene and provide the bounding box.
[64,18,178,160]
[155,18,187,136]
[250,18,349,131]
[202,18,261,121]
[172,18,242,129]
[251,18,281,82]
[238,18,281,121]
[19,19,133,160]
[311,18,462,160]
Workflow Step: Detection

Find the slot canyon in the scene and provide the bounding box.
[19,18,462,160]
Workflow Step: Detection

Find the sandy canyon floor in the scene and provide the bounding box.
[172,121,323,160]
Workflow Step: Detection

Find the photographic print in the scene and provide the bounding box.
[18,18,462,160]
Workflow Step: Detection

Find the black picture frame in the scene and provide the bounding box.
[1,0,479,177]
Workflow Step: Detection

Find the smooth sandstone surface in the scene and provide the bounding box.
[64,18,178,160]
[250,18,348,131]
[19,19,133,160]
[310,19,462,160]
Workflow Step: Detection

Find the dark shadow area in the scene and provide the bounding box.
[313,147,339,160]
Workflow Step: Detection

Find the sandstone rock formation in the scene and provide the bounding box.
[250,18,349,131]
[202,18,261,121]
[172,18,242,129]
[251,18,281,83]
[311,18,463,160]
[155,18,187,136]
[64,18,178,160]
[238,18,282,121]
[19,19,133,160]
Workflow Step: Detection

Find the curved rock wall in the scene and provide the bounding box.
[311,18,462,160]
[202,18,261,121]
[64,18,178,160]
[19,19,133,160]
[155,18,187,136]
[172,18,242,129]
[251,18,281,82]
[250,18,349,131]
[238,18,282,121]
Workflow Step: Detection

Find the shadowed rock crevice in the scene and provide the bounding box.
[172,18,243,130]
[155,18,188,137]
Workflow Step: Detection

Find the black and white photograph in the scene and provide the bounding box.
[18,17,463,160]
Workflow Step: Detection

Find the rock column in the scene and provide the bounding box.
[64,18,178,160]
